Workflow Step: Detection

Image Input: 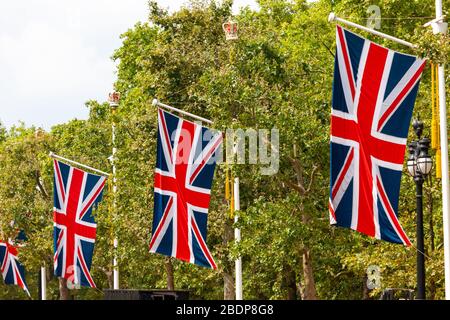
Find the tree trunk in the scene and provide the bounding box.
[283,264,298,300]
[59,278,70,300]
[429,278,436,300]
[165,258,175,290]
[106,268,113,289]
[223,272,235,300]
[223,218,235,300]
[362,275,370,299]
[296,281,303,300]
[302,248,318,300]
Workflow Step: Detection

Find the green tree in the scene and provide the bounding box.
[1,0,448,300]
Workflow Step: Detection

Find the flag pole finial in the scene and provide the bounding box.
[328,12,336,22]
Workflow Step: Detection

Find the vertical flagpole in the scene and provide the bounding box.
[109,92,120,290]
[40,265,47,300]
[113,123,119,290]
[223,17,242,300]
[234,177,243,300]
[433,0,450,300]
[438,60,450,299]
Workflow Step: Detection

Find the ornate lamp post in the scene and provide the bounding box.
[108,91,120,290]
[407,119,433,299]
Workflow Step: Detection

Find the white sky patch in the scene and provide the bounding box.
[0,0,258,131]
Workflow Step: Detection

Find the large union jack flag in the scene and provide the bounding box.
[53,159,106,287]
[0,240,30,297]
[149,108,222,269]
[329,26,426,245]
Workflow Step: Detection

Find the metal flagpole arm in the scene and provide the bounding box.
[152,98,214,125]
[328,12,417,49]
[49,151,110,177]
[423,15,447,29]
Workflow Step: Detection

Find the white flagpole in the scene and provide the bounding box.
[40,265,47,300]
[234,177,243,300]
[328,13,416,48]
[433,0,450,300]
[438,56,450,300]
[49,152,110,177]
[222,17,243,301]
[109,92,120,290]
[152,99,214,124]
[112,119,119,290]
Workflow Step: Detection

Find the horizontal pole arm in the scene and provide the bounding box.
[152,98,213,124]
[49,151,110,177]
[328,12,417,49]
[423,15,446,27]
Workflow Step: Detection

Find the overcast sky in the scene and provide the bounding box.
[0,0,258,131]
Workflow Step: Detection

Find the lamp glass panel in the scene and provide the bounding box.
[407,159,416,176]
[417,157,432,175]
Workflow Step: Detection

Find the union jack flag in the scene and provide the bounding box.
[329,26,426,245]
[149,108,222,269]
[53,159,106,287]
[0,240,30,297]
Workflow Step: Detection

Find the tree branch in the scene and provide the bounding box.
[35,170,49,200]
[306,165,319,193]
[321,41,335,58]
[288,156,304,188]
[285,179,306,195]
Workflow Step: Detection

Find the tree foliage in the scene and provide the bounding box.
[0,0,448,299]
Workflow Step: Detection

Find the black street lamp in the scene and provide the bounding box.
[407,119,433,300]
